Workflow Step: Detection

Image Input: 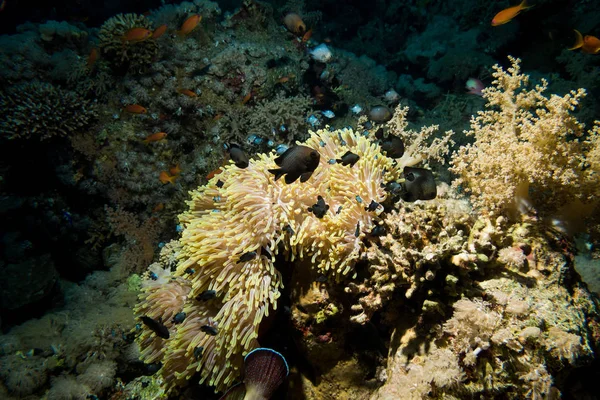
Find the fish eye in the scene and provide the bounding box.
[406,172,415,182]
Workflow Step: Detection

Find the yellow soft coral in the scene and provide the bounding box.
[450,56,600,217]
[134,111,453,393]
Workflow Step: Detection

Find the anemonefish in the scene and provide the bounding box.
[491,0,532,26]
[122,27,153,43]
[177,14,201,36]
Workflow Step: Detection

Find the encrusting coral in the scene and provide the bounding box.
[450,56,600,218]
[134,106,453,393]
[0,81,98,140]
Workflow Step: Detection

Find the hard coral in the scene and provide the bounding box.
[99,14,158,74]
[450,56,600,217]
[135,109,452,393]
[0,81,98,140]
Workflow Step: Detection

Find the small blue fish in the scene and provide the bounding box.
[319,140,326,147]
[62,210,73,227]
[322,110,335,119]
[280,124,287,132]
[351,104,363,114]
[355,195,363,204]
[276,144,289,155]
[306,115,320,127]
[328,159,336,164]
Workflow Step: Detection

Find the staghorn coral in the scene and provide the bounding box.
[450,56,600,217]
[134,108,453,393]
[0,81,98,140]
[98,14,158,74]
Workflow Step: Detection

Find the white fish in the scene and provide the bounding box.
[351,104,363,114]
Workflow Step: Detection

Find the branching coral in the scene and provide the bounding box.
[450,56,600,217]
[0,82,98,140]
[348,184,473,324]
[134,108,453,393]
[98,13,158,74]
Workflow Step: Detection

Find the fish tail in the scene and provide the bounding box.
[268,168,285,181]
[568,29,584,51]
[520,0,533,10]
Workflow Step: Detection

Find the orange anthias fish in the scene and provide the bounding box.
[152,24,168,39]
[178,88,197,97]
[170,164,182,175]
[491,0,532,26]
[159,171,178,184]
[143,132,167,144]
[177,14,202,36]
[302,28,313,43]
[87,48,99,69]
[122,27,153,43]
[124,104,147,114]
[241,92,253,105]
[152,203,165,213]
[569,30,600,54]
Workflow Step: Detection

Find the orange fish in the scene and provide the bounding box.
[177,14,202,36]
[170,164,182,175]
[143,132,167,144]
[277,76,290,84]
[178,88,197,97]
[124,104,147,114]
[213,113,224,121]
[159,171,177,184]
[87,48,99,69]
[302,28,313,43]
[122,27,153,43]
[206,167,223,180]
[491,0,532,26]
[570,30,600,54]
[152,24,168,39]
[152,203,165,212]
[241,92,252,105]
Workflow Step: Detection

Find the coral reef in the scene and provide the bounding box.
[134,107,453,393]
[450,57,600,218]
[0,81,98,140]
[98,13,158,74]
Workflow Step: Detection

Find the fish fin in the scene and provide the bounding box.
[274,147,293,166]
[285,172,301,184]
[243,348,289,400]
[299,171,313,182]
[268,168,285,181]
[568,29,584,50]
[520,0,533,10]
